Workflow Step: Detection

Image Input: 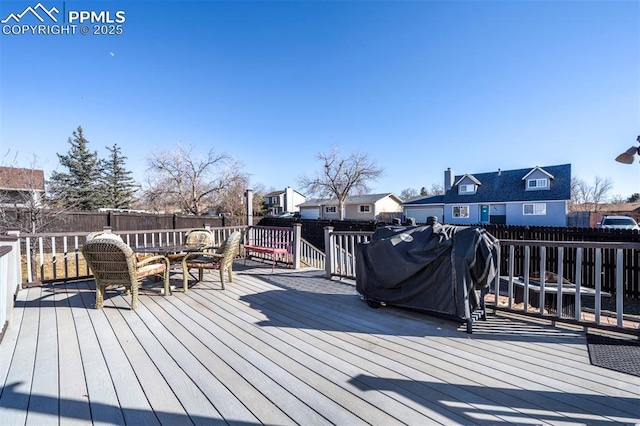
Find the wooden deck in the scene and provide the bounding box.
[1,262,639,425]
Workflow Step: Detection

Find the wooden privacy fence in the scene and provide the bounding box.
[1,209,261,233]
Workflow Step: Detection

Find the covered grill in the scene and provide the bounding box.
[356,224,499,332]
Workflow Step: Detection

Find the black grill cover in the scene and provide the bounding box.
[356,224,499,320]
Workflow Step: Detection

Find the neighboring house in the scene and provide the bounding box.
[298,193,403,221]
[402,195,445,224]
[0,166,45,208]
[263,187,306,216]
[404,164,571,226]
[574,202,640,228]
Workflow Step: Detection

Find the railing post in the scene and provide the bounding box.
[324,226,334,278]
[5,229,22,291]
[245,189,253,227]
[293,223,301,270]
[1,231,21,331]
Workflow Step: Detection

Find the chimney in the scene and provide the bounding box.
[498,168,501,176]
[444,168,454,192]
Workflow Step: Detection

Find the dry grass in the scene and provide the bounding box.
[21,253,89,283]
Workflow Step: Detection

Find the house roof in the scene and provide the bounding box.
[444,164,571,204]
[0,166,45,191]
[522,166,555,181]
[264,188,306,198]
[407,164,571,206]
[597,202,640,214]
[298,193,402,207]
[403,195,445,206]
[453,174,482,186]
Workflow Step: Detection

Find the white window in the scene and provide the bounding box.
[359,205,370,213]
[452,205,469,218]
[459,184,476,194]
[325,206,337,213]
[527,179,548,189]
[523,203,546,215]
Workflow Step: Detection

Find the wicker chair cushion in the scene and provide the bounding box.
[137,263,167,278]
[184,257,221,269]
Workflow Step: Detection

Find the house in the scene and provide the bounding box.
[298,193,403,221]
[567,202,640,228]
[402,194,445,224]
[403,164,571,226]
[263,187,306,216]
[0,166,45,208]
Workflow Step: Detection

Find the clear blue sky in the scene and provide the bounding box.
[1,0,639,200]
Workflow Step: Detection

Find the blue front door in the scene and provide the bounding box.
[480,205,490,222]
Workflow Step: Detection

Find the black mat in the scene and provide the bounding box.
[586,333,640,377]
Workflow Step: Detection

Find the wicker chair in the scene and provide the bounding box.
[81,236,170,310]
[182,231,242,291]
[166,228,215,264]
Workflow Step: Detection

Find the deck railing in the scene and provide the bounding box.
[323,226,640,336]
[0,234,20,339]
[14,226,248,284]
[6,224,639,335]
[324,227,373,278]
[300,238,325,269]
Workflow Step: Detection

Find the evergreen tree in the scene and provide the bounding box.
[49,126,103,210]
[102,143,138,208]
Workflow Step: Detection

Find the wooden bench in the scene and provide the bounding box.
[243,241,291,272]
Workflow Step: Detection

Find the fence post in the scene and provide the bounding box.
[324,226,334,278]
[245,189,253,226]
[293,223,301,270]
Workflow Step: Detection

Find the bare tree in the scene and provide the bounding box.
[569,176,613,212]
[400,188,419,201]
[298,145,384,220]
[210,177,266,218]
[143,143,245,215]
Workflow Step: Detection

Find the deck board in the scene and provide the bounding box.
[57,284,92,426]
[28,285,59,426]
[0,263,639,425]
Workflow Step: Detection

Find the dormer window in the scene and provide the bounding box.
[527,178,548,189]
[459,184,476,194]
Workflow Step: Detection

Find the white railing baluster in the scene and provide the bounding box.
[574,248,582,319]
[595,248,602,325]
[556,247,564,318]
[26,237,33,283]
[616,249,624,328]
[539,246,546,316]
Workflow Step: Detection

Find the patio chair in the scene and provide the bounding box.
[165,228,215,264]
[182,231,242,291]
[81,236,170,310]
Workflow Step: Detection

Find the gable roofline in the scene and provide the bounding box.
[298,193,401,207]
[264,188,307,198]
[453,174,482,186]
[402,194,445,206]
[522,166,555,181]
[444,164,571,204]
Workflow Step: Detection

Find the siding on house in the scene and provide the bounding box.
[402,195,445,224]
[298,193,402,220]
[405,164,571,226]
